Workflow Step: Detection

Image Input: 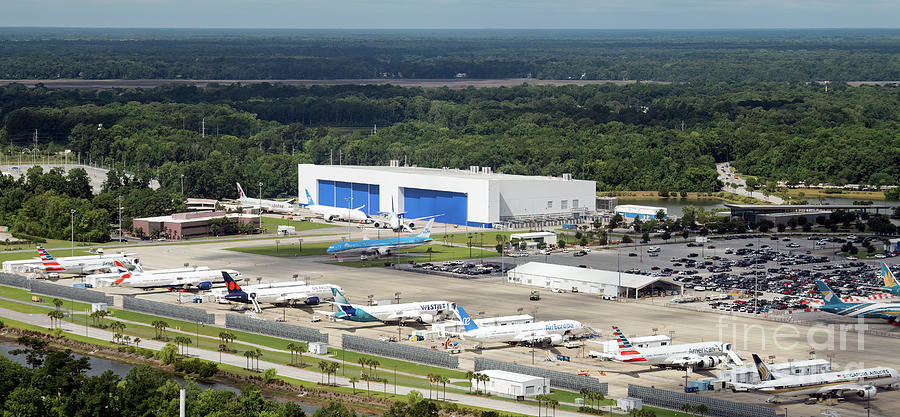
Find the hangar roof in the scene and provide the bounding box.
[302,164,590,182]
[509,262,681,290]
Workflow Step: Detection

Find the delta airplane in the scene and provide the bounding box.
[879,263,900,295]
[326,219,434,256]
[235,182,295,214]
[452,306,585,346]
[731,354,900,399]
[815,280,900,323]
[300,189,370,223]
[112,261,240,290]
[596,326,740,369]
[35,244,137,275]
[326,288,453,324]
[218,271,340,311]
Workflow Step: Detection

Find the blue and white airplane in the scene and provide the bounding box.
[371,199,441,233]
[326,287,454,323]
[879,263,900,295]
[326,218,435,256]
[451,305,585,346]
[815,280,900,323]
[300,189,370,223]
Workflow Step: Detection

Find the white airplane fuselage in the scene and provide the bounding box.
[458,320,584,345]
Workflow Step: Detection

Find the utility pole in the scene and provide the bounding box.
[201,118,206,138]
[118,195,123,242]
[70,209,76,256]
[180,174,184,195]
[258,182,263,215]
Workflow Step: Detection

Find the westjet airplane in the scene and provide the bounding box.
[600,325,741,369]
[731,354,900,399]
[815,280,900,323]
[326,219,434,256]
[452,306,585,346]
[236,182,295,214]
[300,189,370,223]
[326,287,453,323]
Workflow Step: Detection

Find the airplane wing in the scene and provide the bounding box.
[666,355,704,367]
[812,383,876,398]
[277,292,311,303]
[517,331,551,343]
[386,310,424,320]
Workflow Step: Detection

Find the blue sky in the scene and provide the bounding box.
[2,0,898,29]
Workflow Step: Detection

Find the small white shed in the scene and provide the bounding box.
[480,369,549,398]
[617,397,643,412]
[308,342,328,355]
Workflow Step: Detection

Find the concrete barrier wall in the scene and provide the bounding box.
[225,314,328,344]
[628,384,775,417]
[342,334,458,369]
[474,357,607,393]
[122,296,215,324]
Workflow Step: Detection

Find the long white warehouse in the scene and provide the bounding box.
[508,262,682,298]
[298,163,596,228]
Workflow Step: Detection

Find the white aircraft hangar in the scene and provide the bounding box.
[297,162,596,229]
[507,262,682,299]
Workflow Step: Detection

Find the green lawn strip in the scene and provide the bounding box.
[0,298,61,314]
[225,241,332,257]
[336,243,495,268]
[328,348,467,380]
[0,286,97,311]
[0,248,94,262]
[433,231,520,248]
[259,217,340,233]
[0,238,105,252]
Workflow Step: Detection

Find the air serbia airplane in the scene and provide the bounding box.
[601,325,741,369]
[326,219,434,256]
[327,287,453,324]
[879,263,900,295]
[815,280,900,323]
[300,189,370,223]
[452,306,584,346]
[236,182,295,214]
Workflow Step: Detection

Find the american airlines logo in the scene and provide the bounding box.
[545,323,575,331]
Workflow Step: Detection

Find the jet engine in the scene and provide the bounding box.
[857,386,877,399]
[699,356,722,369]
[197,281,212,291]
[304,296,320,305]
[417,314,435,324]
[372,221,383,229]
[326,215,338,222]
[547,334,564,345]
[407,222,416,230]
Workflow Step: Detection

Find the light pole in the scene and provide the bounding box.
[180,173,184,195]
[345,195,353,240]
[118,195,123,243]
[258,181,263,215]
[70,209,76,256]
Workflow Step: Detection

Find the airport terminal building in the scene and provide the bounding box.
[298,163,596,228]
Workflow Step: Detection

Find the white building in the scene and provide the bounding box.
[614,204,667,221]
[588,335,671,356]
[479,369,549,398]
[509,232,557,247]
[298,163,596,228]
[718,359,831,385]
[508,262,681,298]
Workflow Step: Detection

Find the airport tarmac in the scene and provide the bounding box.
[71,235,900,416]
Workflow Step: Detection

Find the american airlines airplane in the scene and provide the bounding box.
[236,182,295,214]
[35,244,137,275]
[300,189,370,223]
[326,219,435,256]
[732,354,900,399]
[327,288,453,324]
[218,271,340,311]
[112,261,240,290]
[452,306,585,346]
[600,326,741,369]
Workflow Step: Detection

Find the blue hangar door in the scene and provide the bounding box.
[317,180,379,215]
[403,188,467,226]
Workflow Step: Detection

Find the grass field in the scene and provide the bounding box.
[259,216,340,233]
[225,241,333,257]
[0,248,94,263]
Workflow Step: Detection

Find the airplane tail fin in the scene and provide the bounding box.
[612,325,645,361]
[331,287,350,304]
[882,263,897,288]
[455,306,479,332]
[815,280,845,306]
[305,189,315,206]
[752,354,777,381]
[113,262,131,285]
[222,271,246,295]
[36,243,54,261]
[419,218,435,238]
[237,182,245,199]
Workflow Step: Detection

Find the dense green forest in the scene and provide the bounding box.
[2,29,900,82]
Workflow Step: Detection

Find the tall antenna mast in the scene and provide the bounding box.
[201,118,206,137]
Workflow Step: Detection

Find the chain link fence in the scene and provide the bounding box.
[122,296,215,324]
[628,385,776,417]
[0,273,114,305]
[0,273,31,289]
[474,357,607,394]
[225,313,328,344]
[342,334,458,369]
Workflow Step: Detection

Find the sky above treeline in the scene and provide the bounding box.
[2,0,899,29]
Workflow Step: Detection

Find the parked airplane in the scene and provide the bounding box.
[218,271,340,311]
[86,265,208,283]
[452,306,585,346]
[113,261,240,290]
[371,199,439,232]
[599,326,741,369]
[35,244,137,275]
[236,182,295,214]
[300,189,370,223]
[815,280,900,323]
[880,263,900,295]
[731,354,900,399]
[326,219,434,256]
[326,288,453,323]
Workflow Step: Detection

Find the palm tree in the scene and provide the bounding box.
[465,370,476,393]
[696,404,708,416]
[287,343,297,364]
[535,394,549,417]
[426,373,435,399]
[133,337,140,348]
[244,351,254,370]
[548,399,559,417]
[330,362,340,385]
[152,320,169,340]
[370,359,380,379]
[296,343,307,366]
[53,298,63,311]
[122,335,131,345]
[254,348,262,370]
[580,389,589,409]
[318,361,328,383]
[682,404,695,416]
[437,375,449,401]
[349,377,359,394]
[357,357,369,377]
